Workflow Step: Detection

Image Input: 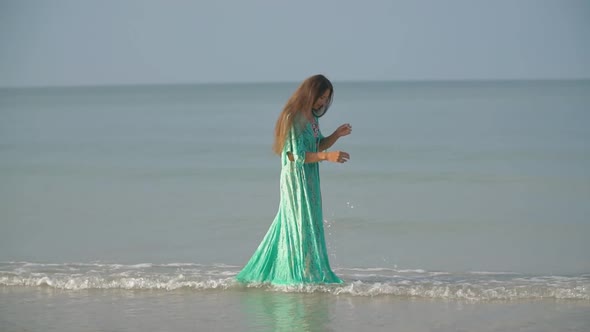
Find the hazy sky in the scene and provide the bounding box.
[1,0,589,87]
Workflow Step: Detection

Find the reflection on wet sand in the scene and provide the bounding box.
[239,288,333,331]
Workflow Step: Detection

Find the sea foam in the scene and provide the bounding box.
[1,262,588,301]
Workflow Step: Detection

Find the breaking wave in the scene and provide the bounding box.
[1,262,588,301]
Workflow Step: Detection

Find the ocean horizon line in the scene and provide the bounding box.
[1,77,589,91]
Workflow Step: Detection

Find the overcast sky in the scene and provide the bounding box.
[1,0,589,87]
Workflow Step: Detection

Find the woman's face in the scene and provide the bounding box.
[313,89,331,110]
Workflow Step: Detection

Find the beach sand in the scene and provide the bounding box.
[2,286,589,332]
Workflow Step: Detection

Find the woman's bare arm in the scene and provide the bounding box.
[319,133,339,151]
[319,123,352,151]
[287,151,349,164]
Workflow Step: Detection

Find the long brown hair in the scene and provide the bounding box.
[272,74,334,155]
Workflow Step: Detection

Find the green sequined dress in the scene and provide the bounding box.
[236,116,343,285]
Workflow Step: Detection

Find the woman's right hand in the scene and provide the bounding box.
[334,123,352,138]
[324,151,350,163]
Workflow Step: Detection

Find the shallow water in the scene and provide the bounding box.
[2,286,589,332]
[1,80,589,330]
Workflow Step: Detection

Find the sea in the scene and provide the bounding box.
[1,80,589,331]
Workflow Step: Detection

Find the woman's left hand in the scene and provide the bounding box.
[335,123,352,138]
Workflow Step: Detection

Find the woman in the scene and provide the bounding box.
[236,74,352,285]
